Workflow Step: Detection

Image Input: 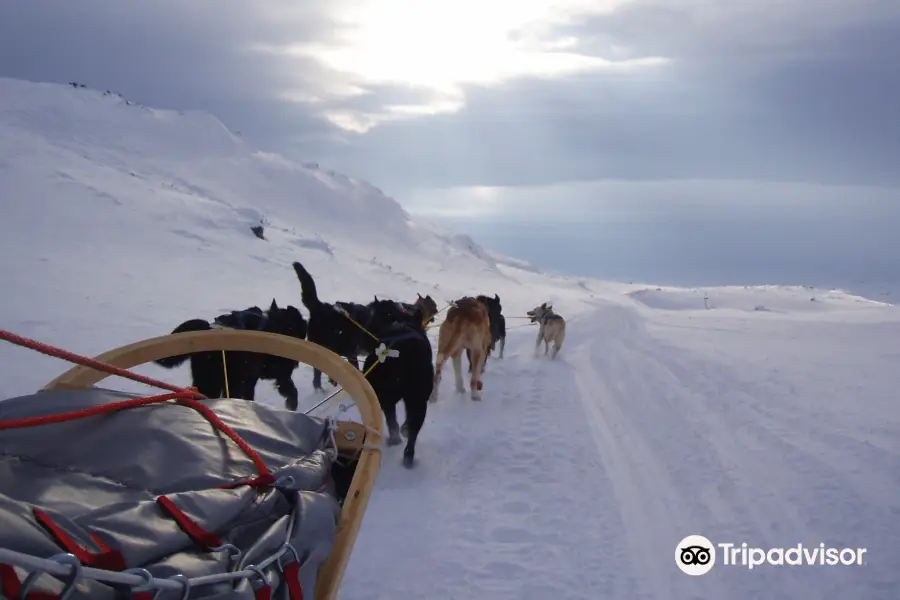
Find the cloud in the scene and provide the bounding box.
[255,0,669,132]
[560,0,900,62]
[0,0,341,146]
[0,0,665,143]
[405,179,900,222]
[322,0,900,189]
[1,0,898,191]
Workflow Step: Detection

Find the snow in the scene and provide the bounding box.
[2,77,899,599]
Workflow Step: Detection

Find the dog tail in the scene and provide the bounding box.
[154,318,212,368]
[292,261,324,313]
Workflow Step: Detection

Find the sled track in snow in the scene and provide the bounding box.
[562,302,898,599]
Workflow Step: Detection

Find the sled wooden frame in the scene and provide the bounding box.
[39,329,384,600]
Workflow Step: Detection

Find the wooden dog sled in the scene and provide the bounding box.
[0,329,383,600]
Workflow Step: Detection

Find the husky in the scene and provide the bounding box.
[527,302,566,359]
[431,296,492,402]
[398,293,439,326]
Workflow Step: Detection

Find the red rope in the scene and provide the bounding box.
[173,395,272,479]
[0,329,272,482]
[0,390,271,479]
[0,391,190,430]
[0,329,202,396]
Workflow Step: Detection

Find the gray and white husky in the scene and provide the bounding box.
[526,302,566,359]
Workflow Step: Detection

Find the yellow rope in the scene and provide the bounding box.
[423,302,452,330]
[335,307,380,342]
[312,300,450,416]
[221,350,230,398]
[309,306,384,416]
[311,357,382,416]
[307,296,453,416]
[308,297,533,415]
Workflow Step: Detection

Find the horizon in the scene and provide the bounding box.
[408,178,900,299]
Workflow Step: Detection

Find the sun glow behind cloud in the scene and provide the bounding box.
[253,0,669,132]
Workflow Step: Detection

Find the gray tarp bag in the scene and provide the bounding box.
[0,387,345,599]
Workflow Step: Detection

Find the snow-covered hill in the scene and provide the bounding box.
[0,77,596,395]
[1,77,899,599]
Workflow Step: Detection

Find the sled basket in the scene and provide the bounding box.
[0,329,383,600]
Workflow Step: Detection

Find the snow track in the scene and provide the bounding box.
[341,302,899,600]
[341,325,636,600]
[563,302,899,600]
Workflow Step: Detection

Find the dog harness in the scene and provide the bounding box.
[378,330,426,345]
[212,309,269,331]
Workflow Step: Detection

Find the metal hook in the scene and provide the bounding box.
[245,565,269,590]
[327,421,340,459]
[122,567,155,592]
[19,565,48,599]
[209,543,243,565]
[47,553,84,600]
[151,573,191,600]
[276,544,302,572]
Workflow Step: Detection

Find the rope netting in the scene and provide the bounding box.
[0,329,324,599]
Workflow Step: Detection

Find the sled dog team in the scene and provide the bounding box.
[155,261,566,468]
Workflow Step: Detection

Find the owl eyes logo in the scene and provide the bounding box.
[681,545,711,565]
[676,535,716,575]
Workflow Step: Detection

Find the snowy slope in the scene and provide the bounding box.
[0,77,592,396]
[2,78,899,600]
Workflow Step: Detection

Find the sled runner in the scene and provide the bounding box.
[0,329,383,600]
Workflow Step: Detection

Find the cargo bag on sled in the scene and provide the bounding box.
[0,387,348,599]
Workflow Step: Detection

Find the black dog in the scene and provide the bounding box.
[361,299,435,468]
[293,262,376,391]
[154,300,308,410]
[467,294,505,372]
[292,263,435,467]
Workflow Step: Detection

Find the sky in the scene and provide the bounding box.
[2,0,899,287]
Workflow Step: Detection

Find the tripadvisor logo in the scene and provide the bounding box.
[676,535,715,576]
[675,535,868,575]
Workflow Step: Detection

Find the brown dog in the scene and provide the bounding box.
[430,296,492,401]
[411,293,439,325]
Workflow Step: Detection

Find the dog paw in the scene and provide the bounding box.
[387,434,403,446]
[402,454,415,468]
[400,422,409,437]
